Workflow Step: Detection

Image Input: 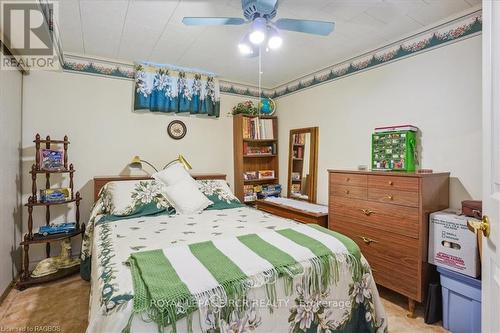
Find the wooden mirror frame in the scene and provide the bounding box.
[287,127,319,203]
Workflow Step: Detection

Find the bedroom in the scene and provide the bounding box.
[0,0,496,332]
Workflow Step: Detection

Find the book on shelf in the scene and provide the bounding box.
[291,184,301,193]
[293,133,305,145]
[293,146,304,159]
[243,142,276,156]
[242,117,274,140]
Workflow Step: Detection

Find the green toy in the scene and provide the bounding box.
[372,130,417,171]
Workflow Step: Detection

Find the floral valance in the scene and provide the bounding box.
[134,63,220,117]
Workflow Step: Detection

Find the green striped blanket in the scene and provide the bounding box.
[125,224,362,333]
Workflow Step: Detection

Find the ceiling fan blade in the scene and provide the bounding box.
[182,17,246,26]
[275,18,335,36]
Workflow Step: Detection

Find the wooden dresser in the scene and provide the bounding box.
[328,170,449,316]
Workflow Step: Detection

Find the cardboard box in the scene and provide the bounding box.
[428,210,480,278]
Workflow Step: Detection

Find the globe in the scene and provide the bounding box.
[259,98,276,115]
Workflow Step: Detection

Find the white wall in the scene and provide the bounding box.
[22,70,252,261]
[0,66,23,292]
[277,36,482,209]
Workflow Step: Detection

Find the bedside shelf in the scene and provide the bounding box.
[30,169,75,175]
[16,265,80,290]
[25,197,81,207]
[22,226,85,245]
[18,134,83,290]
[33,138,70,144]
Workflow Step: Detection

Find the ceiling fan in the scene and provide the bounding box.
[182,0,335,56]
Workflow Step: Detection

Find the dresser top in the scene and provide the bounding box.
[327,169,450,177]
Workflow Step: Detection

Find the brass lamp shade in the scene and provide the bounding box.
[163,154,192,170]
[129,156,159,172]
[129,156,143,169]
[178,154,192,170]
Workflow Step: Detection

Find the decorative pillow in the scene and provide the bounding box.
[163,178,213,215]
[152,162,196,187]
[197,180,243,210]
[104,180,172,217]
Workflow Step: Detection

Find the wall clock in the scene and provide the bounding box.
[167,120,187,140]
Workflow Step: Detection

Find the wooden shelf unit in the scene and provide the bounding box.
[18,134,84,289]
[233,114,279,202]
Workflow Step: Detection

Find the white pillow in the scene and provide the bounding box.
[152,162,196,186]
[163,178,213,215]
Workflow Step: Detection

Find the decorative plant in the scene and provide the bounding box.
[231,100,258,115]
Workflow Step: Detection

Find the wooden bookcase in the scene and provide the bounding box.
[233,114,279,203]
[17,134,84,289]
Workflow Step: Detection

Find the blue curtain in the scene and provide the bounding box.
[134,63,220,117]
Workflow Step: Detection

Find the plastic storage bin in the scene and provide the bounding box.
[438,267,481,333]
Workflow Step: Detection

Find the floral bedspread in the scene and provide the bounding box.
[84,203,387,333]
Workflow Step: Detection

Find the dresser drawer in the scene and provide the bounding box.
[332,223,419,299]
[367,187,419,207]
[329,197,419,238]
[330,173,367,187]
[331,185,367,200]
[368,175,419,192]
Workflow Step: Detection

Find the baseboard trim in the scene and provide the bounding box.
[0,276,18,306]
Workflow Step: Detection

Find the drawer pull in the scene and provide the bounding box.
[361,209,375,216]
[385,194,394,200]
[388,181,394,185]
[345,177,350,182]
[345,189,350,194]
[360,236,378,245]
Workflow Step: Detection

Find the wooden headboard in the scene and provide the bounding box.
[93,173,226,202]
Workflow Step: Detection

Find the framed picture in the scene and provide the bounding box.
[39,149,64,171]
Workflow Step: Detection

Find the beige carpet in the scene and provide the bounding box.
[0,275,448,333]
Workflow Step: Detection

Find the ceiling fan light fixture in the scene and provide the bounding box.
[238,42,253,55]
[238,33,254,55]
[249,17,266,45]
[267,26,282,49]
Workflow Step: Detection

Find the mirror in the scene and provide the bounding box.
[287,127,319,203]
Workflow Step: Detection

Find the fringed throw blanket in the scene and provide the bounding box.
[125,224,382,333]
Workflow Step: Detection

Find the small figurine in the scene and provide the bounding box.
[31,239,80,278]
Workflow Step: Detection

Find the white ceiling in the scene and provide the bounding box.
[59,0,481,88]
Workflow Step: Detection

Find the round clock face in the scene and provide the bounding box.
[167,120,187,140]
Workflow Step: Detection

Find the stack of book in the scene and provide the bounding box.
[293,133,305,145]
[243,142,276,156]
[243,185,257,202]
[243,184,282,202]
[242,117,275,140]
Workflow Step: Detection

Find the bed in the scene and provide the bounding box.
[83,175,387,333]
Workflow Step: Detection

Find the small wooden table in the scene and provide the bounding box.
[254,199,328,228]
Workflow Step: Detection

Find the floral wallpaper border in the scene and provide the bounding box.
[271,10,482,98]
[63,10,481,99]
